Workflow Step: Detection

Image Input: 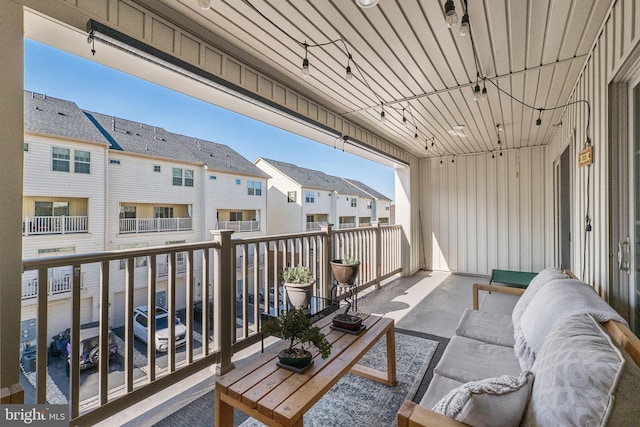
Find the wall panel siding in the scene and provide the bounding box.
[548,0,640,293]
[423,147,547,275]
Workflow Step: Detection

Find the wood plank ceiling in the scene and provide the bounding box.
[150,0,612,160]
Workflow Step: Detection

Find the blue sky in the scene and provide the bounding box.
[24,39,395,202]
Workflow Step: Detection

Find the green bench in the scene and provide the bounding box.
[489,269,538,289]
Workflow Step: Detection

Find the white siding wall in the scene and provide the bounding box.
[255,160,303,234]
[335,194,360,221]
[422,147,547,275]
[547,0,640,293]
[358,197,373,219]
[302,188,333,224]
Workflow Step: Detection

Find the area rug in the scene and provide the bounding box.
[238,329,440,427]
[150,329,445,427]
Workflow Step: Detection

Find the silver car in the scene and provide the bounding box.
[133,306,187,352]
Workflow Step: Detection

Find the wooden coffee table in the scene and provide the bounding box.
[215,314,396,426]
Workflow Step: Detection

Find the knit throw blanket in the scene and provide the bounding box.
[514,279,627,370]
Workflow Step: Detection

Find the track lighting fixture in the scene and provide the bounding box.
[536,109,542,126]
[460,13,470,36]
[301,43,310,78]
[355,0,380,7]
[197,0,211,10]
[444,0,458,28]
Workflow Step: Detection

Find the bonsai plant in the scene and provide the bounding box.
[261,308,332,372]
[330,256,363,332]
[282,264,315,309]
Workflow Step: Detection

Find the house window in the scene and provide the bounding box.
[24,143,30,152]
[154,207,174,218]
[110,159,121,165]
[287,191,296,203]
[35,201,69,217]
[173,168,183,186]
[305,191,315,203]
[185,169,194,187]
[52,147,70,172]
[306,215,314,223]
[119,206,136,219]
[385,206,390,211]
[366,201,373,209]
[351,198,357,207]
[118,243,148,269]
[230,212,243,221]
[210,175,217,180]
[154,165,161,172]
[74,150,91,174]
[248,181,262,196]
[236,179,241,185]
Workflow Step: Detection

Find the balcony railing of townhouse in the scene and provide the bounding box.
[21,222,402,425]
[22,216,88,236]
[213,220,260,232]
[21,274,86,299]
[119,217,192,234]
[305,221,326,231]
[337,222,357,229]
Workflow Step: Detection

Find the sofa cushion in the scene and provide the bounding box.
[419,373,463,409]
[514,279,627,370]
[432,371,533,427]
[455,308,514,347]
[521,314,631,426]
[511,267,566,330]
[434,335,521,384]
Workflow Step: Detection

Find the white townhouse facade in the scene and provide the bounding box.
[254,158,389,234]
[343,179,392,225]
[21,91,268,340]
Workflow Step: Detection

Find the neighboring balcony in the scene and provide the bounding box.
[215,209,261,233]
[22,216,88,236]
[306,221,326,231]
[21,272,85,300]
[119,217,193,234]
[214,220,260,232]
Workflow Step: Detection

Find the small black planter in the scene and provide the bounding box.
[277,348,313,373]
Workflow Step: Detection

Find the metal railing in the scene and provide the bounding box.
[23,216,88,236]
[21,222,402,425]
[214,220,260,232]
[22,275,72,299]
[119,217,192,234]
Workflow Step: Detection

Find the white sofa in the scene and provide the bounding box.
[398,268,640,427]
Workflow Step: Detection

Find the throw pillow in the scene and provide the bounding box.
[511,267,566,330]
[432,371,533,427]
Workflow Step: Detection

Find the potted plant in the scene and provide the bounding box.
[261,308,332,372]
[330,256,363,332]
[282,264,315,309]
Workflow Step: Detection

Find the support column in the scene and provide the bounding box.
[0,0,25,404]
[395,167,412,276]
[371,221,381,289]
[211,229,235,375]
[320,224,333,299]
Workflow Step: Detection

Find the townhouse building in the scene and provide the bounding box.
[21,91,268,340]
[254,158,391,234]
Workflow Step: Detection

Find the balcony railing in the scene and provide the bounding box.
[22,216,88,236]
[22,275,73,299]
[214,220,260,232]
[337,222,357,229]
[305,221,327,231]
[119,217,192,234]
[21,222,402,426]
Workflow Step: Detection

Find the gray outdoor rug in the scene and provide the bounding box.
[153,329,444,427]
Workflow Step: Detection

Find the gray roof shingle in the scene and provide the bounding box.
[24,91,110,145]
[343,178,391,201]
[258,158,371,197]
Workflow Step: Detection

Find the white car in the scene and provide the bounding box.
[133,306,187,352]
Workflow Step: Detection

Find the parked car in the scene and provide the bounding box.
[193,299,214,322]
[133,306,187,352]
[65,327,118,376]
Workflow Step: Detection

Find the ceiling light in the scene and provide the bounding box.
[402,109,409,127]
[444,0,458,28]
[355,0,380,7]
[536,109,542,126]
[345,65,353,81]
[197,0,211,11]
[379,104,386,122]
[414,133,419,139]
[473,84,482,101]
[301,44,310,78]
[460,13,470,36]
[480,85,487,101]
[496,123,504,132]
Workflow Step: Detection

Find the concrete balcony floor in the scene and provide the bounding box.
[96,270,519,426]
